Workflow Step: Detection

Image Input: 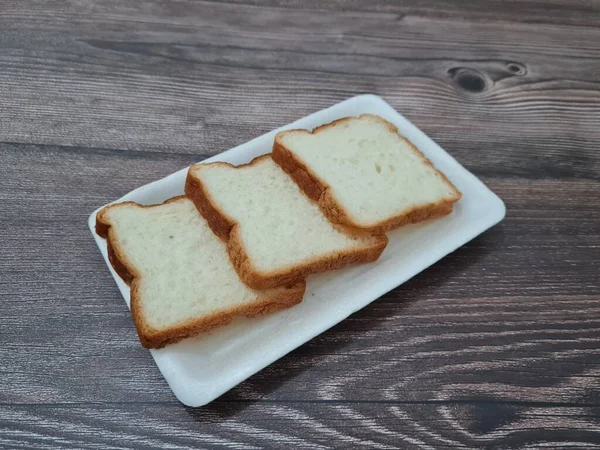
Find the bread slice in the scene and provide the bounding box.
[185,155,388,290]
[95,196,305,349]
[273,114,462,234]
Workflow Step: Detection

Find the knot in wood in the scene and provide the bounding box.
[448,67,487,93]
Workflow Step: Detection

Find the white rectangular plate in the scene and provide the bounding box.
[89,95,505,407]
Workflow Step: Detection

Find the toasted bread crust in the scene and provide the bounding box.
[185,156,388,290]
[95,197,305,349]
[273,114,462,234]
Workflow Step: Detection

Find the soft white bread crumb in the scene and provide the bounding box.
[274,114,461,232]
[186,156,387,289]
[97,197,304,348]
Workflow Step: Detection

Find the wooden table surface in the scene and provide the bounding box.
[1,1,599,448]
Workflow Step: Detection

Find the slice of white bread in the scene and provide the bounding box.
[273,114,462,233]
[95,196,305,349]
[185,155,388,290]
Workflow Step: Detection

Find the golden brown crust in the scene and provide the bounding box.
[182,171,234,242]
[273,114,462,234]
[185,156,388,290]
[106,234,134,285]
[95,197,305,349]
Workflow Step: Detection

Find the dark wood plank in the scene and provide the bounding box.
[1,142,599,447]
[195,0,600,26]
[0,1,599,154]
[1,0,600,448]
[1,403,600,449]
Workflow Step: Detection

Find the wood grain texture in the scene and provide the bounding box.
[1,0,599,448]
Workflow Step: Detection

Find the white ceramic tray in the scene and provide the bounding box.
[88,94,505,407]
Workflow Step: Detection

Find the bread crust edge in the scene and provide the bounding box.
[95,197,305,349]
[272,114,462,234]
[185,157,388,290]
